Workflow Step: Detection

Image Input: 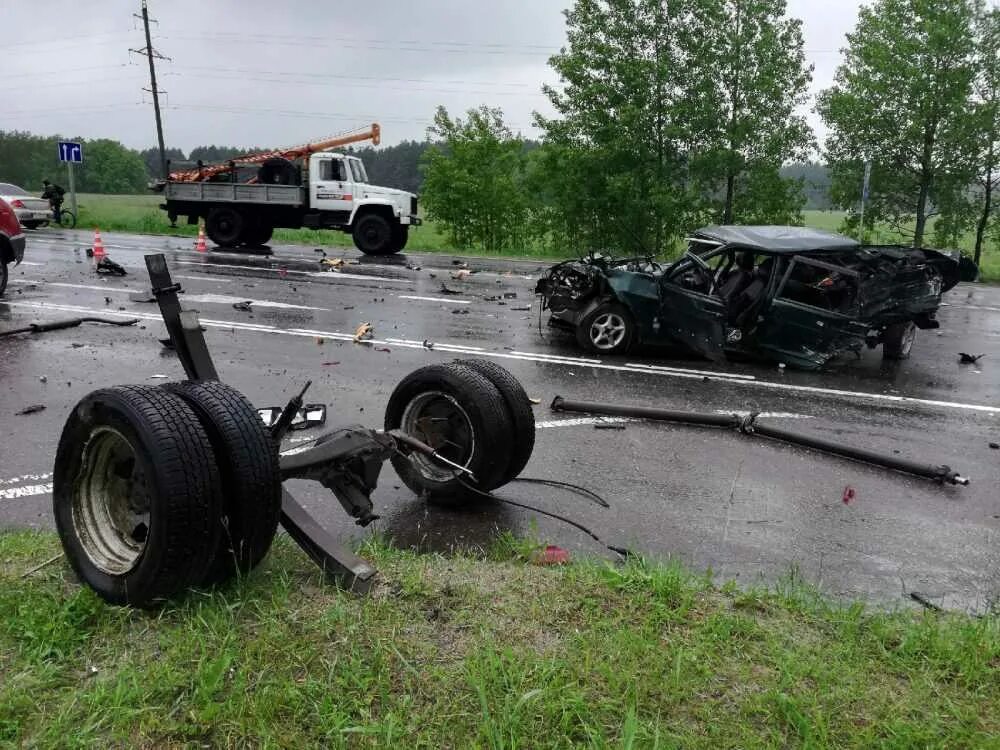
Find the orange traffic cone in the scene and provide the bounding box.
[92,228,106,258]
[195,222,208,253]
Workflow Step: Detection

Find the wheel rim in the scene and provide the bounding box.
[400,391,474,482]
[900,323,916,355]
[589,312,627,350]
[71,427,151,575]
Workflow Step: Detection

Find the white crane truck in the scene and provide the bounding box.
[158,124,419,255]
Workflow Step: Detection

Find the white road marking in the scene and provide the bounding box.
[8,299,1000,415]
[0,483,53,500]
[174,259,412,284]
[712,409,813,419]
[398,295,472,304]
[0,472,53,487]
[173,274,233,284]
[18,261,44,266]
[948,304,1000,313]
[627,361,757,381]
[11,281,328,311]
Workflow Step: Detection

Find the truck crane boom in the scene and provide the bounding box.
[168,123,382,183]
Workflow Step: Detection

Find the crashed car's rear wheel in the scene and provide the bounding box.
[883,321,917,360]
[385,363,514,503]
[577,302,635,354]
[455,359,535,483]
[53,386,223,607]
[162,381,282,585]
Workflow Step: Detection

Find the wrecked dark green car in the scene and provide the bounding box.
[536,225,976,370]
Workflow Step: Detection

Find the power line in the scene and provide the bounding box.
[160,70,547,98]
[130,0,169,178]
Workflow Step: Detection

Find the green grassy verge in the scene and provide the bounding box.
[1,530,997,748]
[70,194,999,278]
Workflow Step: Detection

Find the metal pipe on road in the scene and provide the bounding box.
[550,396,970,486]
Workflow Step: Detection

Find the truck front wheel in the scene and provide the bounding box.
[391,225,409,252]
[206,207,244,248]
[352,213,396,255]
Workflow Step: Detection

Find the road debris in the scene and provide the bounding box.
[959,352,984,364]
[353,322,374,342]
[232,301,253,311]
[320,257,346,269]
[0,317,139,338]
[528,397,541,405]
[316,337,325,345]
[128,292,157,303]
[532,545,570,566]
[909,591,945,613]
[990,442,999,450]
[149,374,169,379]
[842,485,856,504]
[16,404,46,416]
[159,337,175,350]
[503,292,518,299]
[451,309,469,315]
[594,423,626,431]
[95,257,127,276]
[321,361,340,366]
[511,305,532,311]
[451,269,471,280]
[422,340,434,350]
[374,346,391,353]
[39,375,47,383]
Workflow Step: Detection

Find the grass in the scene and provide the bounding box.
[69,193,1000,278]
[1,530,998,748]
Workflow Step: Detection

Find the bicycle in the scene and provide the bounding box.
[53,205,76,229]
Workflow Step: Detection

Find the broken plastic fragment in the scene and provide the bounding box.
[842,486,856,504]
[533,545,570,566]
[353,322,374,342]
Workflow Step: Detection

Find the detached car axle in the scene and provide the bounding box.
[50,254,536,607]
[551,396,969,486]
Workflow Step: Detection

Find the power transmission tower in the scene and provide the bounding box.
[130,0,170,179]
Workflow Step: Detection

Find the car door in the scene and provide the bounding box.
[753,255,869,369]
[657,251,728,360]
[309,156,354,219]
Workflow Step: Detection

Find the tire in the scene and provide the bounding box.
[239,216,273,247]
[206,206,245,248]
[53,386,223,607]
[883,321,917,360]
[455,359,535,484]
[352,213,395,255]
[258,158,299,185]
[162,381,282,584]
[576,302,635,354]
[384,363,514,502]
[391,224,409,252]
[58,211,76,229]
[0,262,7,297]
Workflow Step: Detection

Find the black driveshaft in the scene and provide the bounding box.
[550,396,969,486]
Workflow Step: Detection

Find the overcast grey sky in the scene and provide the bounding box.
[3,0,863,154]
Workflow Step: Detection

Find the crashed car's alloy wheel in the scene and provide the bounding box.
[578,303,634,354]
[162,380,282,585]
[53,386,223,607]
[384,363,514,503]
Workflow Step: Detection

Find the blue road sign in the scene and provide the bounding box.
[57,141,83,163]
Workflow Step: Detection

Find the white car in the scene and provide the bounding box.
[0,182,52,229]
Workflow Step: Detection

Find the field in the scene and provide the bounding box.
[69,193,1000,280]
[1,530,997,747]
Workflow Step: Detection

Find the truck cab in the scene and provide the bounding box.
[307,151,419,254]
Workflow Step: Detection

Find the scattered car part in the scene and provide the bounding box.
[550,396,969,485]
[16,404,46,415]
[959,352,984,364]
[53,385,224,607]
[384,362,515,502]
[257,403,328,432]
[0,316,139,338]
[353,321,373,342]
[51,253,534,606]
[95,257,127,276]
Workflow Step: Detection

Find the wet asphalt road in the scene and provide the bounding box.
[2,227,998,612]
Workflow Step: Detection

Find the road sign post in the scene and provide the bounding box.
[57,141,83,222]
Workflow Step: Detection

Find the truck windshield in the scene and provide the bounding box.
[349,159,368,184]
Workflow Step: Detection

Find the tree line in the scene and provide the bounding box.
[420,0,998,263]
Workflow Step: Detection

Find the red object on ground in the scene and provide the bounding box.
[533,545,571,566]
[842,486,856,504]
[92,228,106,258]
